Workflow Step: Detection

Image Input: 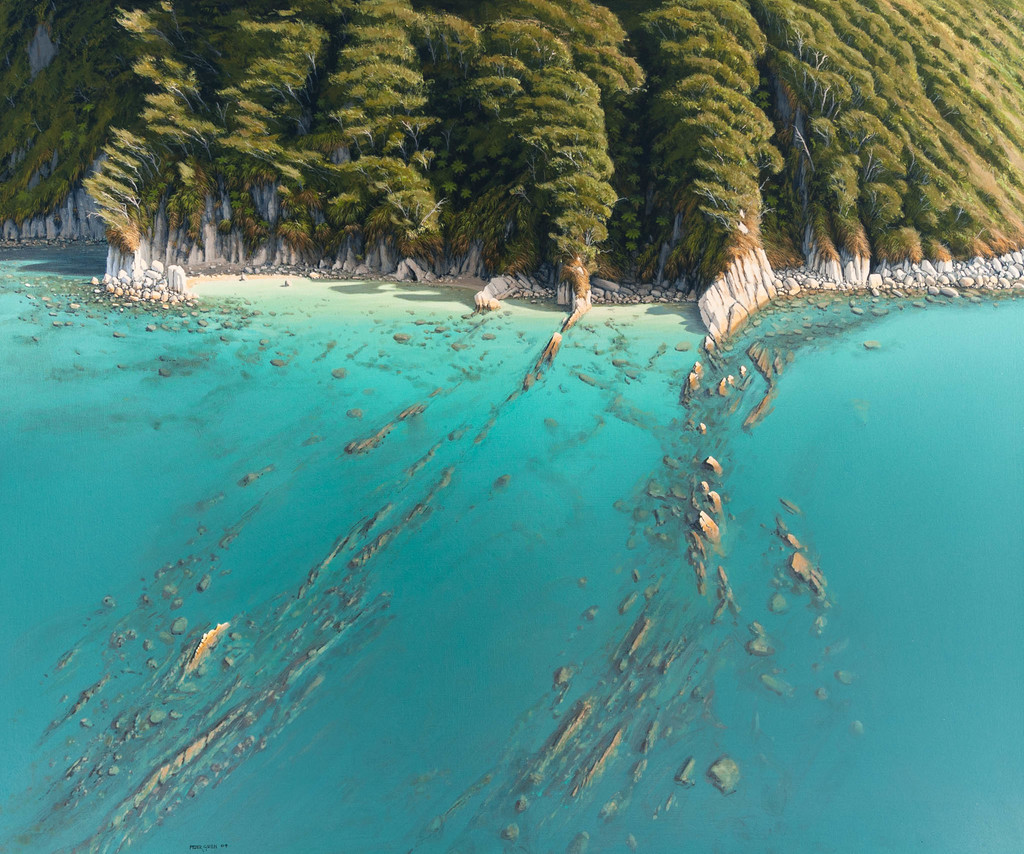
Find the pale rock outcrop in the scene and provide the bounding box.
[472,275,515,310]
[473,291,501,311]
[802,224,869,285]
[394,259,413,281]
[556,281,571,306]
[167,265,187,295]
[698,247,777,341]
[27,25,58,78]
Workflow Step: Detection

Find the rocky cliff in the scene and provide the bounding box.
[2,184,106,243]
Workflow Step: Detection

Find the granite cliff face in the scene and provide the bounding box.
[698,249,778,342]
[103,183,493,283]
[2,184,105,243]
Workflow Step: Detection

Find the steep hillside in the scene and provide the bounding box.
[4,0,1024,329]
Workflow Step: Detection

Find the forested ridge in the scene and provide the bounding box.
[4,0,1024,299]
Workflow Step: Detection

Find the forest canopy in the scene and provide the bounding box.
[4,0,1024,289]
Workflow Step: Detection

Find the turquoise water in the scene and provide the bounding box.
[0,247,1021,853]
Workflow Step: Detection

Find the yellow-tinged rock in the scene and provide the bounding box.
[704,456,723,476]
[697,511,720,544]
[789,551,813,582]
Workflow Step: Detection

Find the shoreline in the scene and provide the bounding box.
[13,243,1024,345]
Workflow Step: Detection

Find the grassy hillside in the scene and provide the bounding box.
[4,0,1024,291]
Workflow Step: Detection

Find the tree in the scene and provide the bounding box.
[643,0,782,284]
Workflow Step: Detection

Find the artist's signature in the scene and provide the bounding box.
[188,846,228,851]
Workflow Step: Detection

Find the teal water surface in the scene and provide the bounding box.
[0,247,1021,853]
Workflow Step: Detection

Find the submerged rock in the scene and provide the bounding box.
[553,665,574,688]
[760,673,794,696]
[779,497,802,514]
[707,756,740,794]
[567,832,591,854]
[674,756,696,786]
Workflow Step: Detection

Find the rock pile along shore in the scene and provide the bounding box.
[93,261,195,307]
[699,249,1024,344]
[87,247,1024,335]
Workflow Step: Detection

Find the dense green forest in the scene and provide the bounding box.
[4,0,1024,297]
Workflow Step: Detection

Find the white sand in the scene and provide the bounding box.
[188,272,704,334]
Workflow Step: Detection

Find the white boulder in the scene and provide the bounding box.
[167,265,187,294]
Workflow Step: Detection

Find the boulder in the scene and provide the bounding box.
[703,456,723,476]
[485,276,514,299]
[592,276,620,292]
[167,265,187,294]
[406,258,426,281]
[150,260,164,275]
[707,756,740,794]
[939,286,960,298]
[393,259,413,281]
[474,291,501,311]
[697,511,720,544]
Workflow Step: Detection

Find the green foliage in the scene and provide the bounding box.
[324,0,441,254]
[8,0,1024,286]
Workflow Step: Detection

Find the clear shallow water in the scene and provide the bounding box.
[0,248,1021,853]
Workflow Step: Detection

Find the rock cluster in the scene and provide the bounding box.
[96,262,194,306]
